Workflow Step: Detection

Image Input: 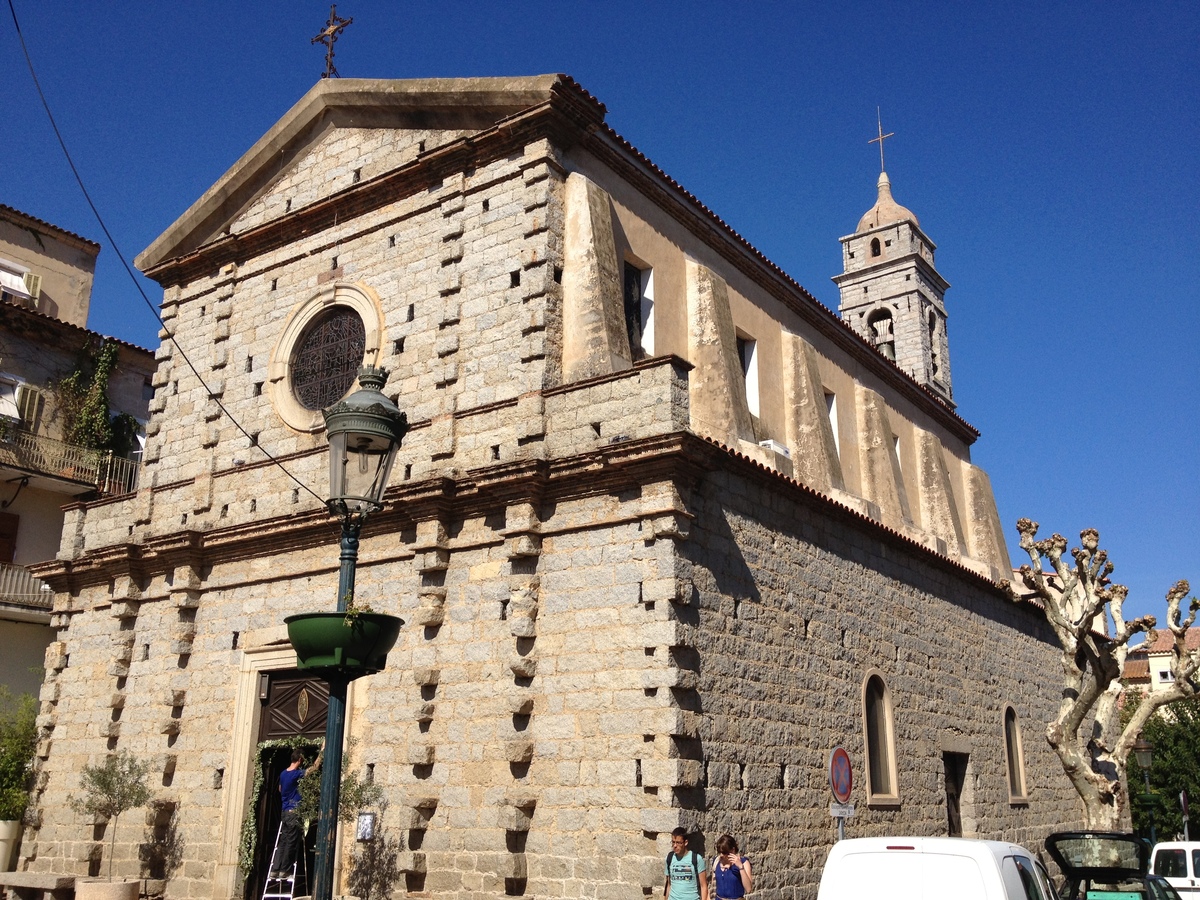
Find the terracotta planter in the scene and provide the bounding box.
[0,819,19,872]
[74,879,140,900]
[285,612,403,678]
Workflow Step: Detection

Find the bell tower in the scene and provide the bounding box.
[833,170,953,406]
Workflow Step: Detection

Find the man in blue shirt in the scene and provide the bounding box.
[270,748,320,880]
[665,828,708,900]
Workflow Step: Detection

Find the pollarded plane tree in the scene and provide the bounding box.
[1006,518,1199,830]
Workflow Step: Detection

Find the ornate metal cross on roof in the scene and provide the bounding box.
[868,107,895,172]
[312,4,353,79]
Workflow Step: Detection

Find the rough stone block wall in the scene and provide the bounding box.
[140,138,565,510]
[678,462,1080,898]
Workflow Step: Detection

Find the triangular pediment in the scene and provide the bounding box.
[136,75,593,273]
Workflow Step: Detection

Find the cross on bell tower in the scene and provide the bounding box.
[832,115,955,406]
[312,5,353,79]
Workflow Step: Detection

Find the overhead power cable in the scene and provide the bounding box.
[5,0,324,505]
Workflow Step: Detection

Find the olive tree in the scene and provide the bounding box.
[1006,518,1199,830]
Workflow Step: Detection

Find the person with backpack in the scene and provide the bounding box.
[710,834,752,899]
[665,827,709,900]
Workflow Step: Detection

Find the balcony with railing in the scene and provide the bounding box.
[0,562,51,612]
[0,418,140,497]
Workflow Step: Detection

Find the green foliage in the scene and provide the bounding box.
[237,738,320,874]
[236,737,382,876]
[346,801,402,900]
[68,751,153,880]
[1130,696,1200,840]
[297,739,382,825]
[0,688,37,821]
[54,340,138,455]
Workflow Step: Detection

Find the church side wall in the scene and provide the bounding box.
[680,463,1080,898]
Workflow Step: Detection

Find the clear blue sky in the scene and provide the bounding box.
[2,2,1196,626]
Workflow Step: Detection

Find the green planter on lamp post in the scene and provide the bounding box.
[289,366,408,900]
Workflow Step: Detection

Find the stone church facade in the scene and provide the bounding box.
[23,77,1078,900]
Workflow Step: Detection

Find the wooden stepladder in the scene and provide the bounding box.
[261,822,304,900]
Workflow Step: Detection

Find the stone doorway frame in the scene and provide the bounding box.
[212,642,297,899]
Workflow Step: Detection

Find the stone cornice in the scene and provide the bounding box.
[33,430,1013,610]
[831,250,951,294]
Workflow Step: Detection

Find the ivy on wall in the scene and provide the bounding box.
[52,339,140,456]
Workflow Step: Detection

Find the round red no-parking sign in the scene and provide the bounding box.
[829,746,853,803]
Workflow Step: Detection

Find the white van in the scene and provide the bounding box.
[1151,842,1200,895]
[817,836,1057,900]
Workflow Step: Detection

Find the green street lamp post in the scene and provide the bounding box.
[309,367,408,900]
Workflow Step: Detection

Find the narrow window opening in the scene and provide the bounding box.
[270,278,277,291]
[418,140,426,153]
[245,356,254,373]
[928,311,940,378]
[249,499,256,512]
[389,235,396,248]
[1004,707,1028,802]
[635,759,643,787]
[285,198,291,213]
[510,270,521,288]
[331,256,339,270]
[407,304,415,323]
[291,489,299,504]
[864,673,898,801]
[482,199,490,212]
[253,382,262,397]
[404,464,412,481]
[824,391,840,459]
[491,445,500,461]
[553,266,562,284]
[231,632,239,650]
[622,263,654,360]
[870,237,881,257]
[393,337,405,355]
[736,335,759,417]
[352,168,361,183]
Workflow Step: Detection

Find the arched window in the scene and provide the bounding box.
[862,672,899,803]
[870,237,881,257]
[1003,706,1028,803]
[867,309,895,361]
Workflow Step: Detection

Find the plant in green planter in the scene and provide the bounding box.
[0,688,37,823]
[285,612,403,675]
[69,752,153,881]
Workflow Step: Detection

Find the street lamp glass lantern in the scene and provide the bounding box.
[323,367,408,516]
[1133,737,1154,772]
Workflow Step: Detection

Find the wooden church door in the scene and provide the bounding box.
[245,671,329,900]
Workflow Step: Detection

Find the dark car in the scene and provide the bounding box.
[1045,832,1182,900]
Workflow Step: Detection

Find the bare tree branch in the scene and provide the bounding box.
[1007,522,1197,830]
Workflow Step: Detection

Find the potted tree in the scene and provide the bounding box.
[69,751,152,900]
[0,688,36,871]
